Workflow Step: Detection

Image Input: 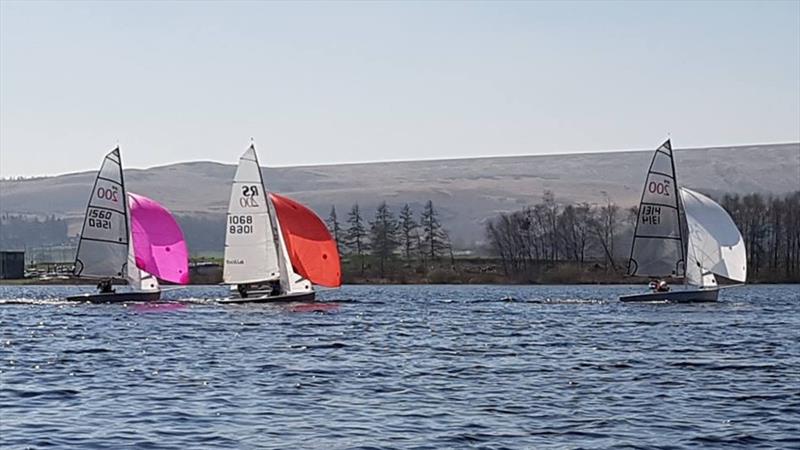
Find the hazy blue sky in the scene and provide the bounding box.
[1,1,798,177]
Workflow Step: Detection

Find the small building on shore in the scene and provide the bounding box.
[0,251,25,279]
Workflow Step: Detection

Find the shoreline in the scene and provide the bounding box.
[1,279,796,286]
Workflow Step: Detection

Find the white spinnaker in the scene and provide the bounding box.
[628,140,686,278]
[680,187,747,283]
[73,148,129,279]
[223,146,281,284]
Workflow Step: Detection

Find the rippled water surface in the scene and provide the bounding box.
[1,284,798,449]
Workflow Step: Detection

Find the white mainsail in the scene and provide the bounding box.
[73,148,129,279]
[223,145,282,284]
[628,140,685,278]
[680,187,747,285]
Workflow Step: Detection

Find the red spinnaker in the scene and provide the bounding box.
[269,193,342,288]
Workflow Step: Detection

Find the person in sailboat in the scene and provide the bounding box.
[97,279,115,294]
[649,279,670,292]
[268,280,281,296]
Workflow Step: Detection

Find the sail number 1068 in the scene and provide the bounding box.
[229,215,253,234]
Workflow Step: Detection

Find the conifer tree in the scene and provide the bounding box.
[398,203,419,263]
[344,203,368,275]
[326,205,342,254]
[369,202,399,277]
[420,200,447,261]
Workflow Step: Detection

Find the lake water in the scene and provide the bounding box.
[0,284,798,449]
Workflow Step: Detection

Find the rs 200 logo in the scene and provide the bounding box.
[240,185,260,208]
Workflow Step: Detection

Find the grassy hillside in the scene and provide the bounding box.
[2,142,797,248]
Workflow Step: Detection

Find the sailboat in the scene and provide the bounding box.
[67,148,189,303]
[220,144,341,304]
[620,140,747,302]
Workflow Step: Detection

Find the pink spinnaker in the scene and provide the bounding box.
[128,193,190,285]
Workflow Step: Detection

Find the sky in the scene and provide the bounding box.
[1,0,798,177]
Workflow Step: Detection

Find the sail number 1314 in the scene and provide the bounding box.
[229,215,254,234]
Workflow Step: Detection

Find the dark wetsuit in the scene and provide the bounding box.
[97,280,115,294]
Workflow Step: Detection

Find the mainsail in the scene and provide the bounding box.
[223,145,282,284]
[680,187,747,285]
[628,140,685,278]
[269,193,342,288]
[73,148,129,278]
[128,193,190,285]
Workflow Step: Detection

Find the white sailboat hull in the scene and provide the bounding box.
[619,288,719,303]
[219,290,315,304]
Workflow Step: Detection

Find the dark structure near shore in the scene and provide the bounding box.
[0,251,25,279]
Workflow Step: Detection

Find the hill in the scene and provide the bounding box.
[1,142,797,250]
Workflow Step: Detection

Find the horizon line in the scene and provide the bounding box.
[2,140,798,180]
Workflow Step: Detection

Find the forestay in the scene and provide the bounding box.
[628,140,685,278]
[73,148,129,279]
[680,187,747,283]
[223,146,281,284]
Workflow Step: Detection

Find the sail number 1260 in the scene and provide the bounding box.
[229,215,254,234]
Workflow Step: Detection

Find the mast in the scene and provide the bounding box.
[252,143,283,269]
[668,140,688,282]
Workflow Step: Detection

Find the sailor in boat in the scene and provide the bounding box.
[269,280,280,295]
[237,280,282,299]
[97,279,115,294]
[649,280,670,292]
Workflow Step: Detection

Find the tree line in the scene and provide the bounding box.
[484,190,800,282]
[326,200,453,278]
[720,192,800,280]
[0,214,69,250]
[484,190,625,276]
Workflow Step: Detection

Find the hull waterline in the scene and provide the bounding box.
[619,288,719,303]
[219,290,316,304]
[65,290,161,303]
